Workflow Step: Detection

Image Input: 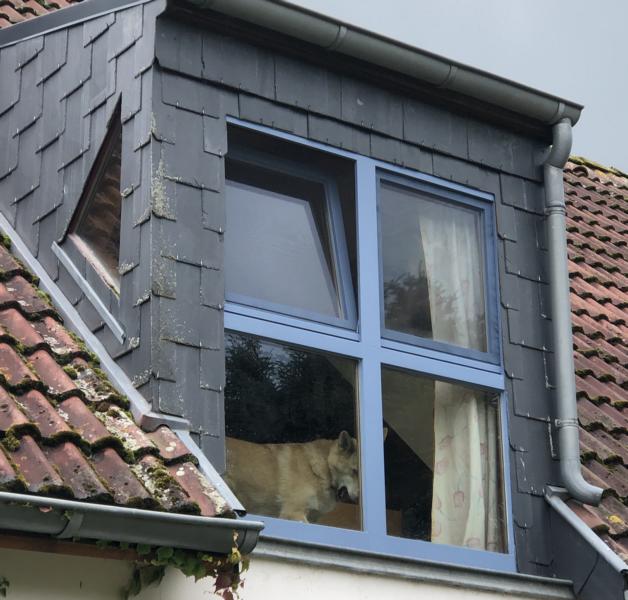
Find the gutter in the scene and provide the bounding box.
[543,120,602,506]
[181,0,582,126]
[0,491,263,554]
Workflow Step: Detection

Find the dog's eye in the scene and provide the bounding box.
[352,468,359,476]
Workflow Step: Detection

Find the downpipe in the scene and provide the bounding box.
[544,118,602,506]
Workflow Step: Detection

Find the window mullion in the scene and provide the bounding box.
[356,157,387,537]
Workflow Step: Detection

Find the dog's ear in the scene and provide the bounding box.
[338,430,353,453]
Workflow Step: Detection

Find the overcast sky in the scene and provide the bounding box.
[286,0,628,172]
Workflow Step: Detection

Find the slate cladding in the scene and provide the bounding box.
[0,238,233,518]
[564,158,628,561]
[0,0,80,28]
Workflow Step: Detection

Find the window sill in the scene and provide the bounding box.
[253,539,574,600]
[51,242,125,343]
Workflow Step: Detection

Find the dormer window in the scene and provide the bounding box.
[68,107,122,293]
[223,120,509,569]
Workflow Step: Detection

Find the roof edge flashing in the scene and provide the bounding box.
[546,487,628,575]
[0,211,245,516]
[178,0,583,126]
[0,0,163,50]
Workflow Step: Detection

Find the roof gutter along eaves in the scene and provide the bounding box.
[180,0,582,126]
[543,120,603,507]
[0,491,263,554]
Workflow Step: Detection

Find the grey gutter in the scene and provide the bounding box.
[0,211,245,515]
[542,120,603,506]
[0,491,263,554]
[0,0,155,49]
[181,0,583,126]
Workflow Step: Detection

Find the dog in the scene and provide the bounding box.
[225,431,359,523]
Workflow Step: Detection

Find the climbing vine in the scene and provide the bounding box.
[122,534,248,599]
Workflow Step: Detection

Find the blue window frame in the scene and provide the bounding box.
[223,117,515,572]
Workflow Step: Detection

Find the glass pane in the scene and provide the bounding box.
[382,366,505,552]
[225,161,341,319]
[72,121,122,290]
[380,179,487,351]
[225,332,361,529]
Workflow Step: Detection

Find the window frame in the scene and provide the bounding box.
[224,117,515,572]
[225,141,358,329]
[55,102,126,344]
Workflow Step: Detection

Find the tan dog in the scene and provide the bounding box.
[225,431,359,523]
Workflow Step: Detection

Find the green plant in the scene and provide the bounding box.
[0,576,9,598]
[123,535,248,600]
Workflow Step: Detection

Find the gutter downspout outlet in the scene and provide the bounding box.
[544,118,603,506]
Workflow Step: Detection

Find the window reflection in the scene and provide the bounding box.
[225,332,361,530]
[380,179,487,352]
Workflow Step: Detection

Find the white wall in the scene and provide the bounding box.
[0,548,573,600]
[284,0,628,172]
[0,547,132,600]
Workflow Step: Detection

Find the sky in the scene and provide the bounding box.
[285,0,628,172]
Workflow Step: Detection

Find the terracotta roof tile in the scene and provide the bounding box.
[148,425,195,464]
[567,158,628,559]
[0,445,17,488]
[58,395,112,447]
[0,240,234,523]
[0,308,45,348]
[0,0,81,28]
[43,442,112,501]
[17,389,73,439]
[9,435,66,494]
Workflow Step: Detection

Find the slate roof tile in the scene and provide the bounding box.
[566,158,628,559]
[0,240,234,520]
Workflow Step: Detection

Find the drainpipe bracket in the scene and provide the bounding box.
[545,485,569,500]
[555,418,579,429]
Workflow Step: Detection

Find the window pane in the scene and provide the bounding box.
[225,332,361,529]
[380,179,487,351]
[71,120,122,290]
[382,366,505,552]
[225,164,341,318]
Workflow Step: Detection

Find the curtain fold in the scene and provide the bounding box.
[419,205,502,551]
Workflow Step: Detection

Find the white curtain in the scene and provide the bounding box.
[419,204,503,552]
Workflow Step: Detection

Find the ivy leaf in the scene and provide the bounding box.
[172,548,187,568]
[215,572,233,591]
[136,543,152,556]
[0,576,9,598]
[156,547,174,561]
[139,565,166,588]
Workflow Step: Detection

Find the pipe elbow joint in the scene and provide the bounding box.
[546,118,573,168]
[561,459,603,506]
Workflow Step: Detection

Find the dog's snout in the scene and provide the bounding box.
[337,486,350,502]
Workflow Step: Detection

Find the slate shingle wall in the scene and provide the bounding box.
[152,15,557,574]
[0,2,163,416]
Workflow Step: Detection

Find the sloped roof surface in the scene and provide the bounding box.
[564,158,628,561]
[0,239,233,519]
[0,0,80,28]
